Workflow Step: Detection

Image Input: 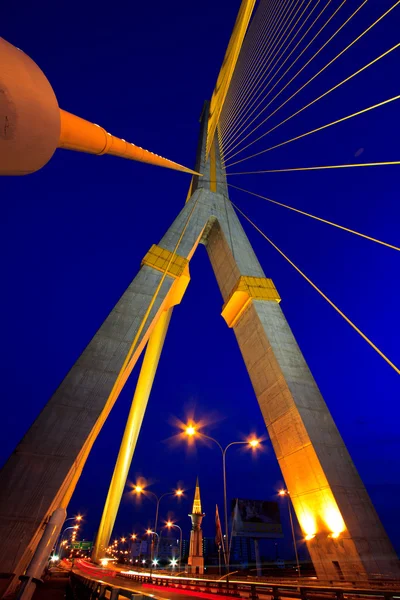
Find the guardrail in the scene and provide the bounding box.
[70,563,400,600]
[119,570,400,600]
[70,572,144,600]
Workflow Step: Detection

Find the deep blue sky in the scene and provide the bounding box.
[1,0,399,561]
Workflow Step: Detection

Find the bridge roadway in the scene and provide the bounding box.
[71,560,400,600]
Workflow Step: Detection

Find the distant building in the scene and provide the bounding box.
[231,536,256,569]
[131,539,149,558]
[157,535,180,561]
[181,539,189,559]
[202,537,220,565]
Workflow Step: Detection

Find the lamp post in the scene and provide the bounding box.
[278,490,300,579]
[54,515,82,557]
[165,521,183,571]
[133,485,183,559]
[56,525,79,555]
[146,530,159,579]
[185,425,260,568]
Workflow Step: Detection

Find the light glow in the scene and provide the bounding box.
[175,489,183,496]
[135,485,144,493]
[185,425,196,436]
[305,533,315,541]
[146,529,153,535]
[166,521,173,528]
[278,489,287,496]
[249,439,259,447]
[51,555,59,562]
[323,505,345,536]
[101,559,109,566]
[170,558,178,567]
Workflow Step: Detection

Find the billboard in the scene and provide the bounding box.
[231,498,283,539]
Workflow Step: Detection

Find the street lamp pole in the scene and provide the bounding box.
[279,490,300,579]
[191,433,260,569]
[134,486,183,559]
[146,530,159,580]
[166,522,182,571]
[56,526,79,555]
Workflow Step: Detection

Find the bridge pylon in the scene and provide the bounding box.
[0,104,399,593]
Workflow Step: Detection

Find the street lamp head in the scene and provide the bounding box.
[146,529,153,535]
[278,489,288,496]
[175,489,183,496]
[185,425,196,436]
[73,524,79,529]
[75,515,83,521]
[249,439,260,448]
[166,521,173,528]
[170,558,178,567]
[131,534,137,540]
[121,537,126,543]
[134,485,143,493]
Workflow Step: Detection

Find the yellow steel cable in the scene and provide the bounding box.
[225,42,400,162]
[221,0,281,132]
[222,0,324,148]
[221,1,289,142]
[225,1,400,159]
[220,0,295,138]
[223,0,367,156]
[227,160,400,175]
[220,0,288,133]
[221,0,278,137]
[221,0,306,140]
[231,201,400,375]
[226,94,400,167]
[228,183,400,252]
[222,0,333,148]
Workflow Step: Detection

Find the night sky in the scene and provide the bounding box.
[1,0,400,561]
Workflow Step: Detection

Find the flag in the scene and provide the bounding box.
[215,504,223,549]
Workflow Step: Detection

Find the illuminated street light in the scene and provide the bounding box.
[165,521,182,571]
[183,423,261,568]
[278,489,301,579]
[131,534,137,540]
[134,483,183,560]
[170,558,178,568]
[121,537,126,543]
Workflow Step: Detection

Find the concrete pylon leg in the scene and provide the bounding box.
[0,240,194,586]
[205,215,400,581]
[92,308,173,562]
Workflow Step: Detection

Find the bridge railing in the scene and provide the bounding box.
[118,570,400,600]
[69,572,145,600]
